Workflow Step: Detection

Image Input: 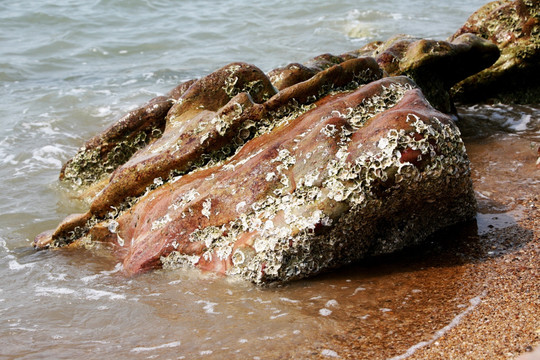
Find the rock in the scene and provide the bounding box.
[124,77,476,283]
[303,53,346,72]
[347,34,500,113]
[35,58,476,284]
[60,78,197,196]
[269,34,499,115]
[36,58,383,247]
[267,63,316,91]
[449,0,540,104]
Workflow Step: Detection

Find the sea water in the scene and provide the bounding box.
[1,1,538,359]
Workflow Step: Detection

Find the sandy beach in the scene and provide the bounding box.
[387,111,540,359]
[411,194,539,359]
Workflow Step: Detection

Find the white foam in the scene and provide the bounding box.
[47,273,67,281]
[388,294,484,360]
[325,299,338,308]
[81,263,123,283]
[196,300,221,314]
[279,297,300,304]
[0,238,8,252]
[93,106,113,117]
[103,262,124,275]
[8,259,34,271]
[270,312,288,319]
[80,274,100,284]
[130,341,182,353]
[352,287,366,295]
[66,88,87,96]
[22,121,62,136]
[122,79,137,86]
[319,308,332,316]
[321,349,340,357]
[83,288,126,300]
[31,145,67,168]
[1,153,18,165]
[504,114,532,132]
[35,286,76,296]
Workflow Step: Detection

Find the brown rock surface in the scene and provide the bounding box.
[349,33,500,113]
[60,79,197,189]
[268,34,499,114]
[37,12,513,283]
[449,0,540,103]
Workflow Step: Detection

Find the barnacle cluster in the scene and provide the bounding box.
[62,125,163,188]
[162,81,475,284]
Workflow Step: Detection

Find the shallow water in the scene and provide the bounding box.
[1,1,539,359]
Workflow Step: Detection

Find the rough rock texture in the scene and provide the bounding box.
[125,78,476,284]
[35,61,476,283]
[267,35,499,115]
[60,79,197,190]
[36,5,525,283]
[348,34,500,113]
[449,0,540,103]
[35,58,383,244]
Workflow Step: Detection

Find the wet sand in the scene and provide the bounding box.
[303,105,540,360]
[409,127,540,359]
[410,196,539,360]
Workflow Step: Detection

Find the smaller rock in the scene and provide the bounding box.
[267,63,316,91]
[362,33,500,113]
[449,0,540,103]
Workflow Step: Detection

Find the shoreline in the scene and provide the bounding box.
[410,195,539,359]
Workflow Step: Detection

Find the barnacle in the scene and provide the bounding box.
[62,126,163,187]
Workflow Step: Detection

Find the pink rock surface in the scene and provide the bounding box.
[36,67,476,284]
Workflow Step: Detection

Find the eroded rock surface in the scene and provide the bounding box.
[449,0,540,103]
[35,60,476,283]
[348,34,500,113]
[268,35,499,115]
[60,79,197,190]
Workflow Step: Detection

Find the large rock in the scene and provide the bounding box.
[449,0,540,103]
[35,58,476,284]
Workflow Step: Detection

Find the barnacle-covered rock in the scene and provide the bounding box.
[449,0,540,103]
[35,57,383,248]
[60,79,197,190]
[35,66,476,284]
[348,33,500,113]
[267,29,500,115]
